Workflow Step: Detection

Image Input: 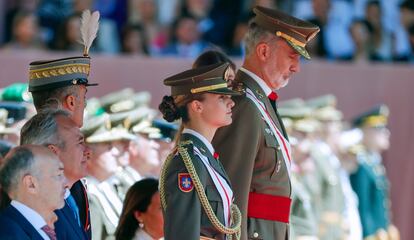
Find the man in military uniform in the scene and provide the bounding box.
[25,11,100,238]
[84,121,137,240]
[350,105,400,240]
[213,6,319,240]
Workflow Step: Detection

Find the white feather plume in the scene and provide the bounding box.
[80,10,100,56]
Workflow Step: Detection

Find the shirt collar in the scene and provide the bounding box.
[134,229,154,240]
[11,200,47,231]
[240,67,272,96]
[64,188,71,199]
[182,128,215,155]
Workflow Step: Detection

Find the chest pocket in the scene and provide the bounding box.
[264,128,279,149]
[201,185,224,226]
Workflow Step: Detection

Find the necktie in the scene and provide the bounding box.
[66,194,81,227]
[268,92,289,140]
[268,92,278,112]
[41,225,56,240]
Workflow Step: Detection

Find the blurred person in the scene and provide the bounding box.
[132,0,168,53]
[350,19,371,62]
[128,134,161,177]
[86,138,124,240]
[350,105,400,240]
[158,63,241,239]
[162,16,210,58]
[0,145,67,239]
[121,24,150,55]
[307,0,331,58]
[228,15,250,57]
[364,0,393,61]
[192,50,237,87]
[408,23,414,61]
[308,104,349,240]
[115,178,163,240]
[286,116,320,240]
[2,11,44,51]
[54,14,84,52]
[20,109,91,240]
[212,6,319,240]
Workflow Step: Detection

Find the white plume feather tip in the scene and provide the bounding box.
[80,10,100,56]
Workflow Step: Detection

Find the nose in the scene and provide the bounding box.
[111,146,121,156]
[290,59,301,73]
[63,176,69,189]
[83,146,92,160]
[228,97,235,109]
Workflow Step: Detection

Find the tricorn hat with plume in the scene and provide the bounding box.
[28,9,100,92]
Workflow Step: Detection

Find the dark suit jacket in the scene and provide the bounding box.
[213,71,291,240]
[162,133,232,240]
[0,205,44,240]
[55,180,91,240]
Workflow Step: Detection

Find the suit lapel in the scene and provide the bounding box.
[70,180,91,238]
[181,134,232,186]
[5,205,44,240]
[237,71,288,139]
[59,202,86,239]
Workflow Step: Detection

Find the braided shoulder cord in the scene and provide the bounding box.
[177,142,241,240]
[159,148,176,210]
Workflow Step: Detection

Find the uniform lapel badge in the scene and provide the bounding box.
[178,173,194,192]
[255,90,264,98]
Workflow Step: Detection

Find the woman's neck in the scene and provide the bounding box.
[185,122,216,143]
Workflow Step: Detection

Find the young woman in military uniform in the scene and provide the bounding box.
[158,62,242,240]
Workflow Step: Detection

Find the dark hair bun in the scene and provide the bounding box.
[159,95,180,122]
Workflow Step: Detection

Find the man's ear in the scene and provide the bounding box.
[48,144,60,156]
[64,95,76,111]
[256,42,270,62]
[23,175,38,194]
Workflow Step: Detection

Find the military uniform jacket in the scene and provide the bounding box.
[213,70,291,240]
[86,176,123,240]
[162,132,233,240]
[350,151,390,238]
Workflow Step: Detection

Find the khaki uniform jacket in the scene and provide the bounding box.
[162,133,232,240]
[213,71,291,240]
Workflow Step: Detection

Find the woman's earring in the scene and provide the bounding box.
[139,222,144,228]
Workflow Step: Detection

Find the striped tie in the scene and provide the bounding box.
[41,225,56,240]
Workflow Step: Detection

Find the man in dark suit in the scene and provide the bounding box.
[212,6,320,240]
[0,145,67,239]
[20,109,91,240]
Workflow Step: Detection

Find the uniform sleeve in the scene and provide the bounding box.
[212,98,262,239]
[350,164,375,237]
[163,150,208,240]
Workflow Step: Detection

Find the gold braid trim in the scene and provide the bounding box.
[160,141,241,240]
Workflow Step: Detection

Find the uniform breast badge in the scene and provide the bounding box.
[178,173,194,192]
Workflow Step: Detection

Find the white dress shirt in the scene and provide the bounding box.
[11,200,50,240]
[240,67,272,96]
[183,128,215,155]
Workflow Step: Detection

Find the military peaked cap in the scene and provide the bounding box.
[164,62,240,96]
[252,6,320,59]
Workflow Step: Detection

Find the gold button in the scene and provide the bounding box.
[276,146,281,151]
[253,232,259,238]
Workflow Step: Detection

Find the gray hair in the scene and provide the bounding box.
[244,21,279,56]
[31,85,79,111]
[0,146,36,194]
[20,108,71,147]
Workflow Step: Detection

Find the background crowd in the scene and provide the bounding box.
[1,0,414,62]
